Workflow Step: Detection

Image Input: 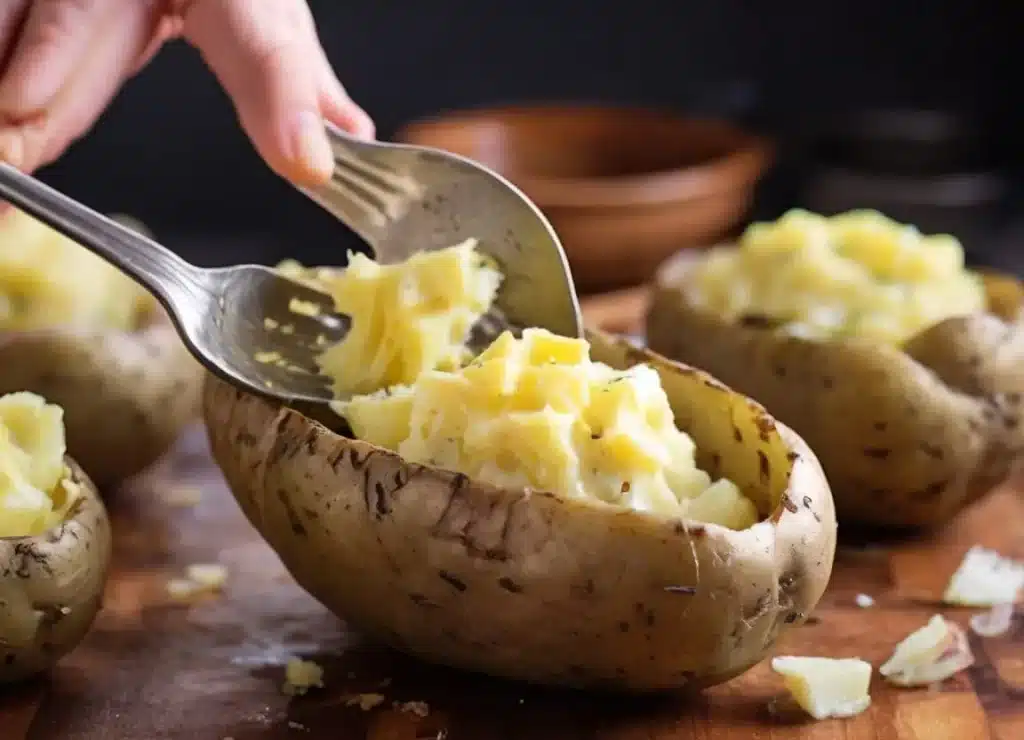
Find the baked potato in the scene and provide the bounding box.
[647,214,1024,531]
[203,329,836,692]
[0,392,112,682]
[0,211,203,487]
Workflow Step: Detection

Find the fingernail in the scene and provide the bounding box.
[290,111,334,181]
[0,131,24,170]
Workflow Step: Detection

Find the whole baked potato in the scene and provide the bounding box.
[0,213,203,488]
[1,457,112,682]
[648,250,1024,531]
[0,308,203,488]
[204,329,836,692]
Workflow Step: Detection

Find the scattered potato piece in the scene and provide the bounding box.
[879,615,973,686]
[343,693,387,710]
[855,594,875,608]
[969,604,1015,638]
[282,658,324,696]
[185,563,228,589]
[161,484,202,507]
[771,656,872,720]
[166,578,203,601]
[943,546,1024,607]
[395,700,430,718]
[165,563,227,601]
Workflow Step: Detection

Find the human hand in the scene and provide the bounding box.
[0,0,374,185]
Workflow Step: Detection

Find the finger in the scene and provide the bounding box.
[130,12,181,76]
[4,0,158,172]
[0,0,29,70]
[181,0,336,185]
[0,0,122,118]
[315,52,374,141]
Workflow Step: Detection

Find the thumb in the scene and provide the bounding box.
[181,0,336,185]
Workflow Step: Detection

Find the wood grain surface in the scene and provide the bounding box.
[1,422,1022,740]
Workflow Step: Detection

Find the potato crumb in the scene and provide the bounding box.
[770,656,872,720]
[855,593,875,608]
[165,563,227,601]
[263,318,279,330]
[343,693,387,711]
[289,298,321,317]
[186,563,228,589]
[282,658,324,696]
[281,324,295,335]
[880,615,974,686]
[395,700,430,718]
[162,484,202,507]
[166,578,202,601]
[969,603,1014,638]
[255,350,282,364]
[943,546,1024,607]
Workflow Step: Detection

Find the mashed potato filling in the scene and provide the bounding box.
[0,392,78,537]
[303,239,502,396]
[0,209,152,331]
[338,329,755,527]
[686,209,985,345]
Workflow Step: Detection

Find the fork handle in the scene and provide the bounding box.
[0,163,204,309]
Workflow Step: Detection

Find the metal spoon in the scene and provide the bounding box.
[0,132,580,405]
[300,123,580,337]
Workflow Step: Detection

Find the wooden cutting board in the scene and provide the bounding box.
[0,426,1020,740]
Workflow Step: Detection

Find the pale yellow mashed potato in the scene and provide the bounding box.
[685,209,985,344]
[339,329,756,527]
[0,209,152,331]
[0,392,79,538]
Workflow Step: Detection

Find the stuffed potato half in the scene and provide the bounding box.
[0,309,203,488]
[0,210,203,488]
[648,249,1024,531]
[203,329,836,692]
[1,456,112,682]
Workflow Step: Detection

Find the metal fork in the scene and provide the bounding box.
[0,162,350,403]
[0,128,580,406]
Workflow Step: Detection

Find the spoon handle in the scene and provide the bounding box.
[0,163,202,307]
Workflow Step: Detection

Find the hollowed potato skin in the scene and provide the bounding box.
[0,457,112,683]
[203,330,836,692]
[647,251,1024,531]
[0,312,203,489]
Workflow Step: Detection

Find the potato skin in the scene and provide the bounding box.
[647,251,1024,531]
[203,331,836,692]
[0,311,203,488]
[0,457,112,682]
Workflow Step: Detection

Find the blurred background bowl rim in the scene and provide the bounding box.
[395,103,774,208]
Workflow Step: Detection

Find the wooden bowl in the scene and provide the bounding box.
[396,105,772,293]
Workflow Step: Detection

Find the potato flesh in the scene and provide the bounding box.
[339,329,757,527]
[0,209,151,331]
[771,656,872,720]
[879,615,974,686]
[942,546,1024,607]
[685,209,985,345]
[0,392,77,537]
[308,240,502,396]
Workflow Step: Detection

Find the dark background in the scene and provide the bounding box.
[35,0,1022,269]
